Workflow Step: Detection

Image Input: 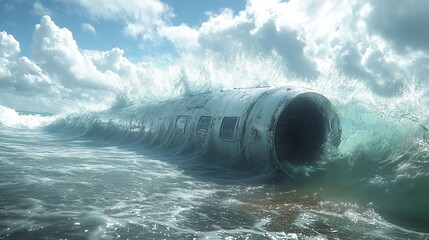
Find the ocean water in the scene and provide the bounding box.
[1,70,429,239]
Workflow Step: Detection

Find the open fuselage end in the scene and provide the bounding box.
[133,87,341,178]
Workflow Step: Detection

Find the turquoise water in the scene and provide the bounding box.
[1,82,429,239]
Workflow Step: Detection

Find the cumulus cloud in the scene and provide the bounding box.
[0,31,20,59]
[158,0,429,96]
[0,58,10,79]
[32,16,117,91]
[162,2,320,78]
[1,17,130,111]
[82,23,96,35]
[6,57,52,93]
[0,31,53,96]
[3,0,429,112]
[1,15,184,112]
[158,24,199,51]
[366,0,429,54]
[68,0,173,40]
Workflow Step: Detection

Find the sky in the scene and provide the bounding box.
[1,0,429,113]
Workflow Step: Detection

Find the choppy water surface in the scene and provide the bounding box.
[1,92,428,240]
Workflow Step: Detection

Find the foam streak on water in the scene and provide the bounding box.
[1,47,429,238]
[1,81,429,239]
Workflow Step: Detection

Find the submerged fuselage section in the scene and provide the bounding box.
[124,87,341,178]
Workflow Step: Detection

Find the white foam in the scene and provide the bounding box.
[0,105,56,128]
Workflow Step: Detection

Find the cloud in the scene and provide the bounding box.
[366,0,429,54]
[68,0,173,40]
[32,16,117,91]
[0,32,53,96]
[161,3,319,79]
[0,31,20,59]
[82,23,96,35]
[158,24,199,51]
[1,16,184,112]
[255,20,319,78]
[3,0,429,113]
[1,17,128,112]
[33,1,53,16]
[5,56,52,94]
[158,0,429,96]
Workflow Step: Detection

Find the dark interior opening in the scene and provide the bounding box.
[274,96,327,165]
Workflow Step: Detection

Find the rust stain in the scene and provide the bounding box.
[268,117,276,132]
[251,127,260,139]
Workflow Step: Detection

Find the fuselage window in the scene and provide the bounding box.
[175,116,188,134]
[220,117,238,141]
[197,116,212,136]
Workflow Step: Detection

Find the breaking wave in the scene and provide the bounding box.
[1,52,429,236]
